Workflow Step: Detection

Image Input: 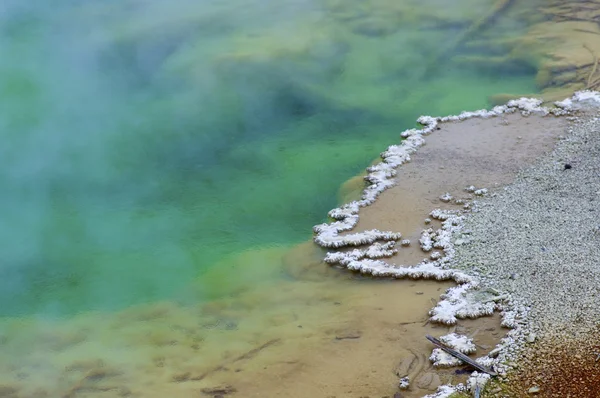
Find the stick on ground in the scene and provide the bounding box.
[425,335,498,377]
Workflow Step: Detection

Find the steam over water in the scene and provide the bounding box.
[0,0,537,316]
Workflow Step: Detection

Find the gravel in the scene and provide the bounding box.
[452,112,600,339]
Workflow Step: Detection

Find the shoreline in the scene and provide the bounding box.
[313,91,600,397]
[451,110,600,397]
[0,95,596,397]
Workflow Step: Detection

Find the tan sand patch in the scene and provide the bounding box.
[349,112,567,267]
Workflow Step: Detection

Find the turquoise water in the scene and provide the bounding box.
[0,0,538,316]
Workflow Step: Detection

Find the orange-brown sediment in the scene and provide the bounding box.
[502,330,600,397]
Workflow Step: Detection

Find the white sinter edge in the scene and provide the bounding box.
[430,332,477,367]
[422,385,458,398]
[312,91,600,394]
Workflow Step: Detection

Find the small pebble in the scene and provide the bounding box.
[398,376,410,390]
[439,193,453,202]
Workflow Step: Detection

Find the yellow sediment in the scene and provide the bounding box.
[423,1,600,104]
[337,173,367,204]
[0,271,468,397]
[484,2,600,102]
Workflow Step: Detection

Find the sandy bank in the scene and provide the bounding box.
[314,92,600,397]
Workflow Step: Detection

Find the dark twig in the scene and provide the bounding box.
[195,339,281,381]
[583,44,599,89]
[425,335,497,376]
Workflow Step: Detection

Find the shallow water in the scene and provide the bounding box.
[0,0,546,395]
[0,0,539,316]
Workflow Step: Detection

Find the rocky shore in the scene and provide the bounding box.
[314,91,600,397]
[448,100,600,397]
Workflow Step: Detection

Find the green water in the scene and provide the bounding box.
[0,0,538,316]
